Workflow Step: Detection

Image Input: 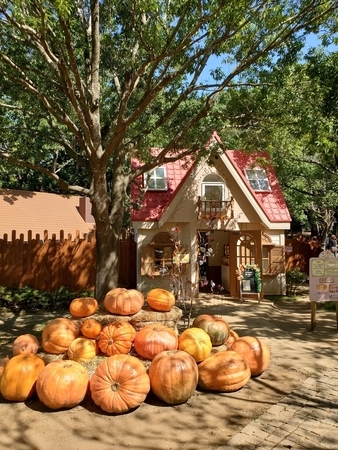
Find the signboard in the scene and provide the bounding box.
[309,253,338,302]
[242,269,256,293]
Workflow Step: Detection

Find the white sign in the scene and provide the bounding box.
[309,253,338,302]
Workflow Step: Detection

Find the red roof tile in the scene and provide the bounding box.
[131,157,194,221]
[225,150,291,223]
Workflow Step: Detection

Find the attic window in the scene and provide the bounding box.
[145,167,167,191]
[245,169,270,191]
[201,174,227,200]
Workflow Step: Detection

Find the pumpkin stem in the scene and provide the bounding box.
[111,382,120,391]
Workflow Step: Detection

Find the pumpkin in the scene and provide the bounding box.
[192,314,230,346]
[146,288,175,312]
[81,318,102,339]
[104,288,144,315]
[67,337,98,362]
[90,354,151,413]
[231,336,270,377]
[0,354,45,402]
[42,317,79,354]
[134,324,178,360]
[69,297,98,318]
[149,350,198,405]
[36,360,89,409]
[178,327,212,362]
[225,329,240,348]
[98,321,136,356]
[12,333,40,356]
[198,350,251,392]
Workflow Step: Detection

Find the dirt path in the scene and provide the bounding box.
[1,294,337,450]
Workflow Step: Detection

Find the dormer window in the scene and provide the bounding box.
[145,167,167,191]
[245,169,270,191]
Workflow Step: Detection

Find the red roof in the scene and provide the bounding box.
[131,137,291,224]
[131,157,194,221]
[226,150,291,223]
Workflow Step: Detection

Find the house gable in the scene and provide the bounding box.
[130,134,291,227]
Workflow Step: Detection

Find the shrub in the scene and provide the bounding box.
[285,268,307,297]
[0,286,94,311]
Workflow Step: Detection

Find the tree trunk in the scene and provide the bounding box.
[90,165,128,306]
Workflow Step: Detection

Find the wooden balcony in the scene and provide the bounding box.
[197,196,234,220]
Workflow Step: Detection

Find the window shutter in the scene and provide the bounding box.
[269,246,285,274]
[141,246,155,276]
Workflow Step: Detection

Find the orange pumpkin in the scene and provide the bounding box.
[178,327,212,362]
[225,329,240,348]
[104,288,144,315]
[192,314,230,346]
[36,360,89,409]
[98,322,136,355]
[12,334,40,356]
[146,288,175,312]
[231,336,270,377]
[149,350,198,405]
[69,297,98,318]
[198,350,251,392]
[0,354,45,401]
[90,354,151,413]
[81,318,102,339]
[67,337,98,362]
[42,318,79,354]
[134,325,178,360]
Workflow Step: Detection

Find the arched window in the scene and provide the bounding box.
[236,234,256,267]
[201,174,227,201]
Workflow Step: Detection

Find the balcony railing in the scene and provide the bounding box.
[197,196,234,220]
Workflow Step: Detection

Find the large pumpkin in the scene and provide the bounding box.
[146,288,175,312]
[104,288,144,315]
[67,337,98,362]
[36,360,89,409]
[0,354,45,401]
[178,327,212,362]
[12,334,40,356]
[81,318,103,339]
[42,318,79,354]
[98,321,136,356]
[198,350,251,392]
[90,354,151,413]
[149,350,198,405]
[231,336,270,376]
[225,329,240,349]
[192,314,230,346]
[69,297,98,318]
[134,324,178,360]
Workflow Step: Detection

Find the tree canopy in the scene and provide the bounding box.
[0,0,337,300]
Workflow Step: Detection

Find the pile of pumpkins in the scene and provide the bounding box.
[0,287,270,414]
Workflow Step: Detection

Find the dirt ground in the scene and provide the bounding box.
[1,290,338,450]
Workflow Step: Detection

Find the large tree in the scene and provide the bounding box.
[0,0,337,302]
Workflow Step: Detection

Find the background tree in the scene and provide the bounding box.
[0,0,337,302]
[217,48,338,242]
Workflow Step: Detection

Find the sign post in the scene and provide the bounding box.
[309,251,338,330]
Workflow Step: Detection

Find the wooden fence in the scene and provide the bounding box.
[0,229,136,292]
[285,238,323,274]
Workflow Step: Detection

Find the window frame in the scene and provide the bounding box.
[245,168,271,192]
[144,166,168,191]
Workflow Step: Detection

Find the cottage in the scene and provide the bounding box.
[131,132,291,300]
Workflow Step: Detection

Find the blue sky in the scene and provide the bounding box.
[199,32,337,83]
